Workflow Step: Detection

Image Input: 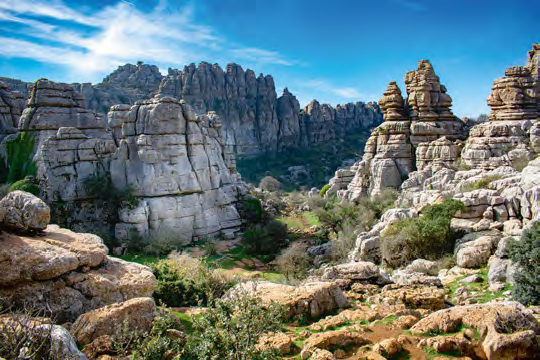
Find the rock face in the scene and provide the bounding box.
[332,60,465,200]
[159,62,383,155]
[0,80,25,142]
[109,95,246,242]
[0,222,156,322]
[462,43,540,170]
[21,79,246,243]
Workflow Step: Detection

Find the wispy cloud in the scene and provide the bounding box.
[0,0,293,81]
[304,79,372,99]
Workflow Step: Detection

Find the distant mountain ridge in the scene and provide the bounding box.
[1,62,383,156]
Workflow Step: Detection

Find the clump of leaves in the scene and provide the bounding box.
[3,131,37,184]
[9,176,41,196]
[509,222,540,306]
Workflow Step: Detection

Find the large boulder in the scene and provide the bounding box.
[0,225,156,322]
[0,191,50,232]
[232,281,349,320]
[71,297,156,345]
[320,261,391,285]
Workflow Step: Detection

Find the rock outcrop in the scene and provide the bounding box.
[0,200,156,322]
[462,43,540,169]
[16,79,246,244]
[159,62,383,155]
[331,60,465,200]
[0,80,25,142]
[0,191,50,232]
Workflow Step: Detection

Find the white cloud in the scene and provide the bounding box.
[331,87,364,99]
[0,0,293,81]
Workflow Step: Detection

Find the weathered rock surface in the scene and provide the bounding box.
[411,302,540,359]
[462,44,540,170]
[319,261,391,285]
[70,297,156,345]
[22,79,246,243]
[334,60,465,201]
[0,80,25,142]
[0,190,50,232]
[233,281,349,319]
[0,222,156,322]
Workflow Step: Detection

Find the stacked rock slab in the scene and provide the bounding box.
[332,61,465,199]
[109,95,245,243]
[19,79,245,243]
[461,44,540,169]
[0,80,25,143]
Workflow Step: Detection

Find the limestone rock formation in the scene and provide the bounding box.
[109,95,246,242]
[70,297,156,345]
[0,220,156,322]
[0,80,25,142]
[21,79,246,243]
[0,190,50,232]
[410,302,540,359]
[233,281,350,319]
[462,43,540,169]
[332,60,465,200]
[158,62,383,155]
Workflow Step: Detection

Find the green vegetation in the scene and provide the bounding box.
[259,175,282,191]
[460,175,502,192]
[237,130,371,190]
[319,184,331,197]
[150,256,240,307]
[276,211,320,230]
[9,176,40,196]
[509,222,540,306]
[242,219,288,256]
[380,199,465,268]
[445,267,512,303]
[2,131,37,185]
[275,241,313,282]
[181,290,286,360]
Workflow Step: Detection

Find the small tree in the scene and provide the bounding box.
[509,222,540,306]
[259,176,282,192]
[275,242,313,281]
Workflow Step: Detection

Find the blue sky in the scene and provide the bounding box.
[0,0,538,117]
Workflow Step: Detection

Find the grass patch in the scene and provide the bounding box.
[172,311,194,334]
[114,254,164,265]
[277,212,321,230]
[445,267,513,303]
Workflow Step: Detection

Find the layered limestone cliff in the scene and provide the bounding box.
[18,79,245,244]
[1,62,383,157]
[159,62,383,155]
[329,60,465,200]
[461,44,540,169]
[0,80,25,142]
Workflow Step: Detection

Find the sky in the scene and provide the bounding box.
[0,0,538,118]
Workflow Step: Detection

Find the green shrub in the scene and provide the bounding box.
[242,198,264,224]
[509,222,540,306]
[319,184,331,197]
[3,131,37,184]
[151,256,239,307]
[380,199,465,268]
[242,219,288,256]
[131,312,185,359]
[460,175,502,192]
[9,176,40,196]
[181,290,285,360]
[331,224,358,264]
[313,196,376,234]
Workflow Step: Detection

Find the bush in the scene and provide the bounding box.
[313,196,376,235]
[151,255,239,307]
[275,242,313,282]
[9,176,40,196]
[242,219,288,256]
[131,311,185,359]
[331,224,358,264]
[3,131,37,184]
[460,175,502,192]
[259,176,282,192]
[242,198,264,224]
[181,289,285,360]
[319,184,331,197]
[509,222,540,306]
[380,199,465,268]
